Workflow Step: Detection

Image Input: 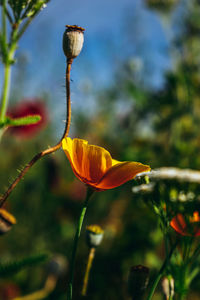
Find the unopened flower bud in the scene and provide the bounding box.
[162,276,174,300]
[0,208,16,235]
[128,265,149,300]
[63,25,85,60]
[86,225,104,248]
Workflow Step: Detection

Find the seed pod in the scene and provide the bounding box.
[86,225,104,248]
[0,209,16,235]
[63,25,85,60]
[128,265,149,300]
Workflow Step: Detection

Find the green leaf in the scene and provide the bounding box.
[0,253,49,277]
[0,115,41,129]
[8,115,41,126]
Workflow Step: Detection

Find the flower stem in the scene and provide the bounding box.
[81,247,96,296]
[146,241,178,300]
[67,188,94,300]
[0,143,61,207]
[0,62,12,122]
[61,58,73,139]
[0,59,73,206]
[0,29,18,138]
[179,267,187,300]
[13,274,57,300]
[189,242,200,264]
[0,0,17,124]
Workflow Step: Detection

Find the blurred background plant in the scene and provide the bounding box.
[1,0,200,299]
[0,0,49,140]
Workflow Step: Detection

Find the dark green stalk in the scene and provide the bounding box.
[189,243,200,264]
[67,188,94,300]
[146,240,178,300]
[178,266,187,300]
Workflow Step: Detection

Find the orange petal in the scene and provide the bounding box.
[170,214,187,236]
[62,137,74,166]
[62,138,86,182]
[72,138,88,175]
[95,161,150,190]
[81,143,112,183]
[112,159,121,166]
[62,137,112,184]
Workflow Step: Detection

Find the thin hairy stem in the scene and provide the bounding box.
[0,59,73,207]
[0,143,61,207]
[61,58,72,139]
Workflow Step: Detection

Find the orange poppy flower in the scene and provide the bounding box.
[62,137,150,191]
[170,211,200,237]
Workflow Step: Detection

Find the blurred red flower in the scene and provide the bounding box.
[0,282,20,299]
[170,211,200,237]
[7,99,48,139]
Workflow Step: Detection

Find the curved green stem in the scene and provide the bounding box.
[147,274,162,300]
[146,240,178,300]
[67,188,94,300]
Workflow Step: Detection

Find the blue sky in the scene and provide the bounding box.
[14,0,170,92]
[1,0,174,134]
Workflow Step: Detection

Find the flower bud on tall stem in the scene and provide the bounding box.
[81,225,104,296]
[63,25,85,60]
